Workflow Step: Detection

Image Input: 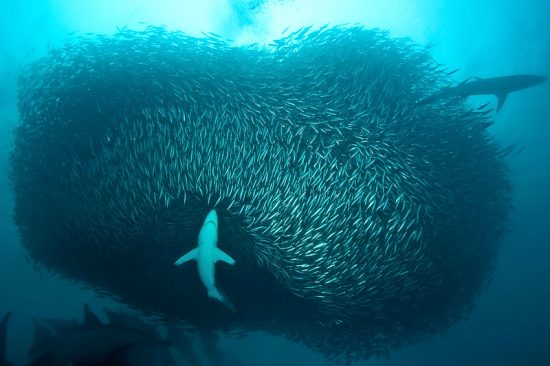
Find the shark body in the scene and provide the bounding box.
[28,305,171,366]
[175,209,235,310]
[419,74,546,112]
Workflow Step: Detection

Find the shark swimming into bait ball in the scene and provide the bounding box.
[418,74,546,112]
[175,210,236,310]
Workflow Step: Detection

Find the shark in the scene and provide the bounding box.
[418,74,546,112]
[1,312,11,366]
[27,305,171,366]
[2,306,210,366]
[101,308,180,366]
[175,209,236,310]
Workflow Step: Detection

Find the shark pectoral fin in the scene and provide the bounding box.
[496,93,508,112]
[214,248,235,265]
[175,248,199,266]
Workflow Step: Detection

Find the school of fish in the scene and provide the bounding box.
[11,25,511,362]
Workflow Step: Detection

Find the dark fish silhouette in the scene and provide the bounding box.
[0,313,11,366]
[27,305,171,366]
[102,308,179,366]
[3,306,221,366]
[419,74,546,112]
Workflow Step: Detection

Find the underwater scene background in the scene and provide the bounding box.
[0,1,549,365]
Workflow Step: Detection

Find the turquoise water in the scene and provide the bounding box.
[1,1,549,365]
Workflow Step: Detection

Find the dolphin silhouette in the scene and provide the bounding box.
[419,74,546,112]
[175,209,236,310]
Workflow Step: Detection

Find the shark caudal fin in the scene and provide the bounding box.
[207,287,236,312]
[213,248,235,265]
[174,248,199,266]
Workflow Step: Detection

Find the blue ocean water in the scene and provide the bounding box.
[1,1,549,365]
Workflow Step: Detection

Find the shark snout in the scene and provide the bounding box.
[534,75,546,84]
[525,74,547,87]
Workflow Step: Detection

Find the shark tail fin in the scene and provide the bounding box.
[207,287,236,312]
[496,93,508,112]
[175,248,199,266]
[213,248,235,265]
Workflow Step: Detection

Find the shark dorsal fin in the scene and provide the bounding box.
[496,93,509,112]
[29,319,56,358]
[84,304,102,327]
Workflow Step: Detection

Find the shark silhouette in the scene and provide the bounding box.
[2,307,219,366]
[419,74,546,112]
[28,305,171,366]
[175,209,236,311]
